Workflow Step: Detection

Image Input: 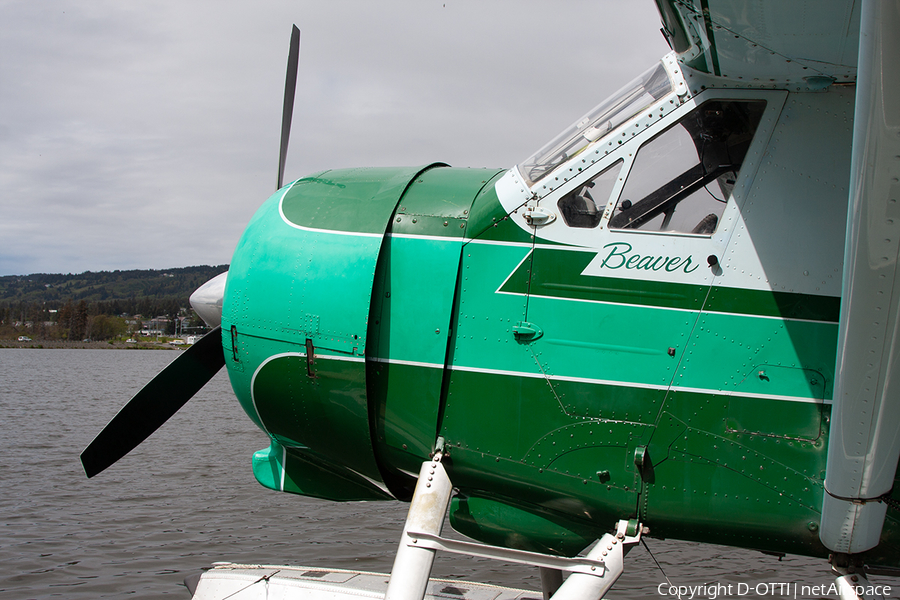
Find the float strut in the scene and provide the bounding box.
[833,565,885,600]
[384,453,453,600]
[385,454,640,600]
[548,519,635,600]
[540,567,564,599]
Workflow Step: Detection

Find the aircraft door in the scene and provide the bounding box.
[514,98,770,513]
[436,94,779,553]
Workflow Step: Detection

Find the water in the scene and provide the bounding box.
[0,349,894,599]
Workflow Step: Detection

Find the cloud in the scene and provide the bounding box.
[0,0,669,276]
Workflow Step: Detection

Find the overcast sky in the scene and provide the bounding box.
[0,1,669,277]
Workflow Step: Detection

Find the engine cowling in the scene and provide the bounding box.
[222,164,504,501]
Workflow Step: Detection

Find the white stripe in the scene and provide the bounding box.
[465,238,534,248]
[670,385,832,404]
[699,309,839,326]
[524,291,697,314]
[368,357,444,369]
[387,232,464,243]
[549,372,669,391]
[450,364,545,379]
[493,249,534,294]
[449,363,829,404]
[509,290,839,325]
[277,182,383,238]
[321,353,365,363]
[250,351,366,423]
[252,353,828,411]
[450,363,668,391]
[250,352,301,427]
[279,219,384,238]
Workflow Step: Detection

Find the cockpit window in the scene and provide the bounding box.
[518,62,671,187]
[609,99,766,235]
[557,160,623,228]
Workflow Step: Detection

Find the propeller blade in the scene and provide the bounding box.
[277,25,301,190]
[80,326,225,478]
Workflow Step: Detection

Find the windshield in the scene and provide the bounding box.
[517,62,672,187]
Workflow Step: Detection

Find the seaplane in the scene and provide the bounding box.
[81,1,900,599]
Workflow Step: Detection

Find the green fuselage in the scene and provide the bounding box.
[219,160,899,566]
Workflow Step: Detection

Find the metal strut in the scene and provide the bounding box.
[832,565,886,600]
[384,453,454,600]
[384,455,643,600]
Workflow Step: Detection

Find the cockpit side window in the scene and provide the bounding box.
[557,160,623,228]
[518,63,672,187]
[609,100,766,235]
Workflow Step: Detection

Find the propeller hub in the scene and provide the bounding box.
[190,271,227,328]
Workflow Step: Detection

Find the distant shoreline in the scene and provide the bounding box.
[0,340,183,350]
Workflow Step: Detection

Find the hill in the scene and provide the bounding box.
[0,266,228,305]
[0,265,228,341]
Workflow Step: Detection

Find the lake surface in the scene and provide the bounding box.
[0,349,892,599]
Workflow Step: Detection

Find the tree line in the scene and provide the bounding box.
[0,265,226,341]
[1,297,210,341]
